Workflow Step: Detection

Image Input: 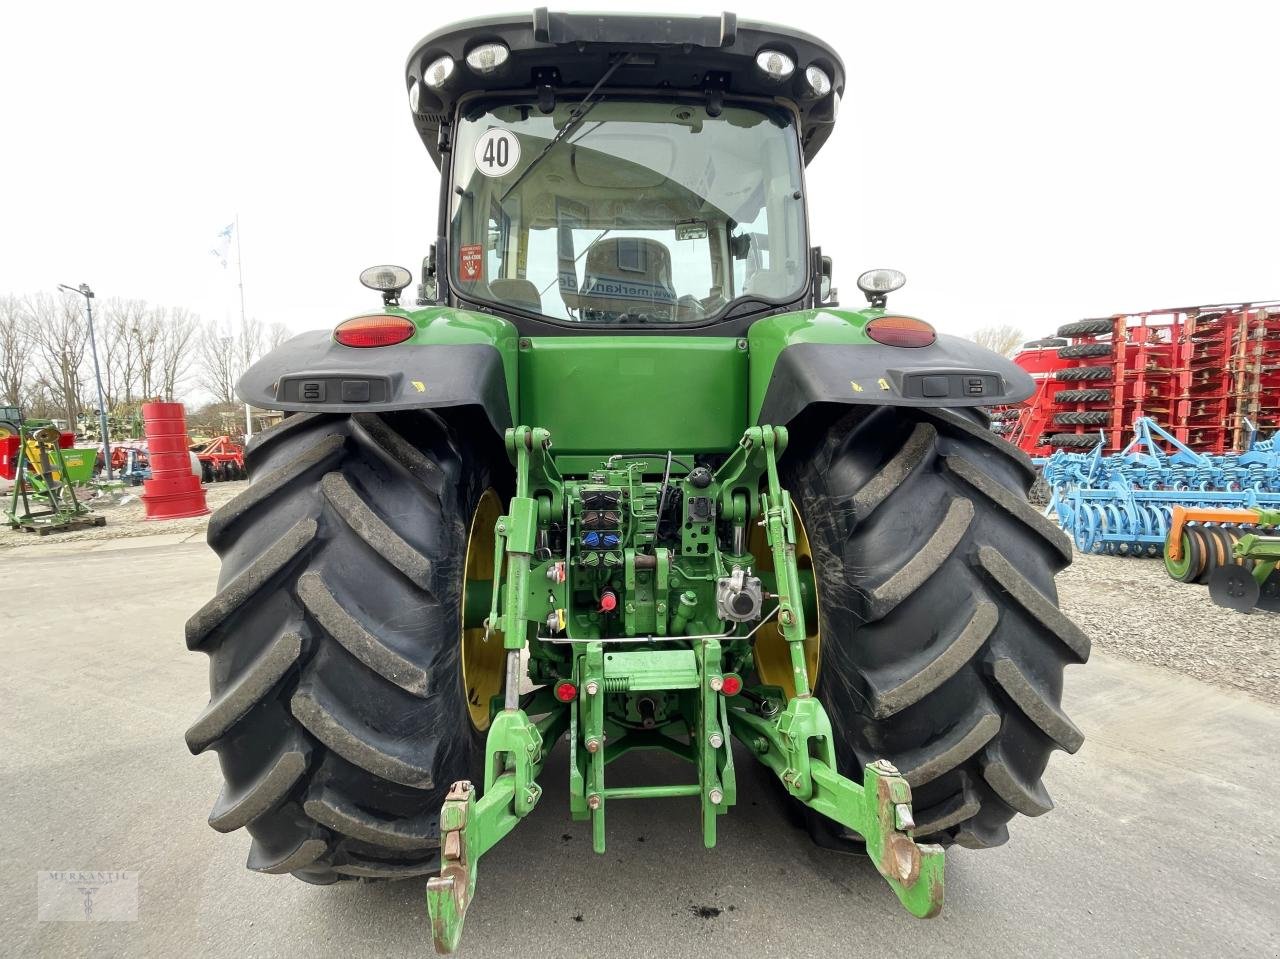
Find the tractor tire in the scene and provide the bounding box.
[781,406,1088,850]
[1047,433,1101,449]
[1054,389,1111,404]
[1054,366,1112,381]
[1057,343,1113,359]
[1021,337,1068,349]
[1056,319,1113,338]
[184,410,498,883]
[1053,411,1110,426]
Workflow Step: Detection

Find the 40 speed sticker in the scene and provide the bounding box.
[474,129,520,177]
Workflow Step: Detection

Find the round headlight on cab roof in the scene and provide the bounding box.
[466,42,509,75]
[804,64,832,98]
[755,49,795,81]
[423,55,455,89]
[408,78,421,113]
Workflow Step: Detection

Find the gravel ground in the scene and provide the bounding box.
[0,480,246,551]
[3,483,1275,704]
[1058,550,1279,705]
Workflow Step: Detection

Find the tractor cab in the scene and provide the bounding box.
[406,11,844,332]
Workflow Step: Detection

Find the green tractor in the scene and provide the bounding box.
[186,11,1089,952]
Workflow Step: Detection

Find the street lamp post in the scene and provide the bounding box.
[57,283,112,481]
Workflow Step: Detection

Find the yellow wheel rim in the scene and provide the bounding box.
[461,489,505,731]
[750,502,822,699]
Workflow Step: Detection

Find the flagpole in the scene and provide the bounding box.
[235,213,252,439]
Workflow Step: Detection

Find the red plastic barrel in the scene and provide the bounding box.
[140,401,208,520]
[146,433,192,456]
[0,435,18,480]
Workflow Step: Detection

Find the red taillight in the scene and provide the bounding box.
[554,681,578,703]
[720,673,742,696]
[334,314,415,348]
[866,315,936,348]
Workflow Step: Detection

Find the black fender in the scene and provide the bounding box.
[756,333,1034,426]
[236,331,513,433]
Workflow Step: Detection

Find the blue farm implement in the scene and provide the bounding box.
[1043,417,1280,555]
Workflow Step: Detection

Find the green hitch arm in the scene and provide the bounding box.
[425,707,567,954]
[730,703,944,919]
[810,760,945,918]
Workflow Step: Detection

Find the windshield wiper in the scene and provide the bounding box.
[500,53,634,203]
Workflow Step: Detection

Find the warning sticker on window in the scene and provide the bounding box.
[460,244,483,282]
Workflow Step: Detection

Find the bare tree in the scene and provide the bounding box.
[193,314,277,409]
[129,303,163,400]
[0,294,29,407]
[101,297,146,407]
[240,315,264,377]
[159,307,198,400]
[267,321,291,351]
[972,324,1025,358]
[25,291,87,427]
[198,322,240,407]
[21,379,58,421]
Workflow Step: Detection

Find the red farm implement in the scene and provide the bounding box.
[994,300,1280,456]
[194,436,245,482]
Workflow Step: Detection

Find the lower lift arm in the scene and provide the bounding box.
[425,426,943,954]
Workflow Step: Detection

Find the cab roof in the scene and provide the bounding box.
[406,9,844,169]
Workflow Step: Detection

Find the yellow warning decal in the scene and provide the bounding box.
[411,380,427,393]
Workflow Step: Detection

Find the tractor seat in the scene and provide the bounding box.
[576,237,677,318]
[490,278,542,313]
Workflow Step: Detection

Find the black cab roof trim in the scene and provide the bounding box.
[406,9,845,169]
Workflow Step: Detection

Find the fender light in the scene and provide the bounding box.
[334,315,415,348]
[866,315,936,348]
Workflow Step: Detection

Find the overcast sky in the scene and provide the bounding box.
[2,1,1276,343]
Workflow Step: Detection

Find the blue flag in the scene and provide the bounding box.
[210,222,235,268]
